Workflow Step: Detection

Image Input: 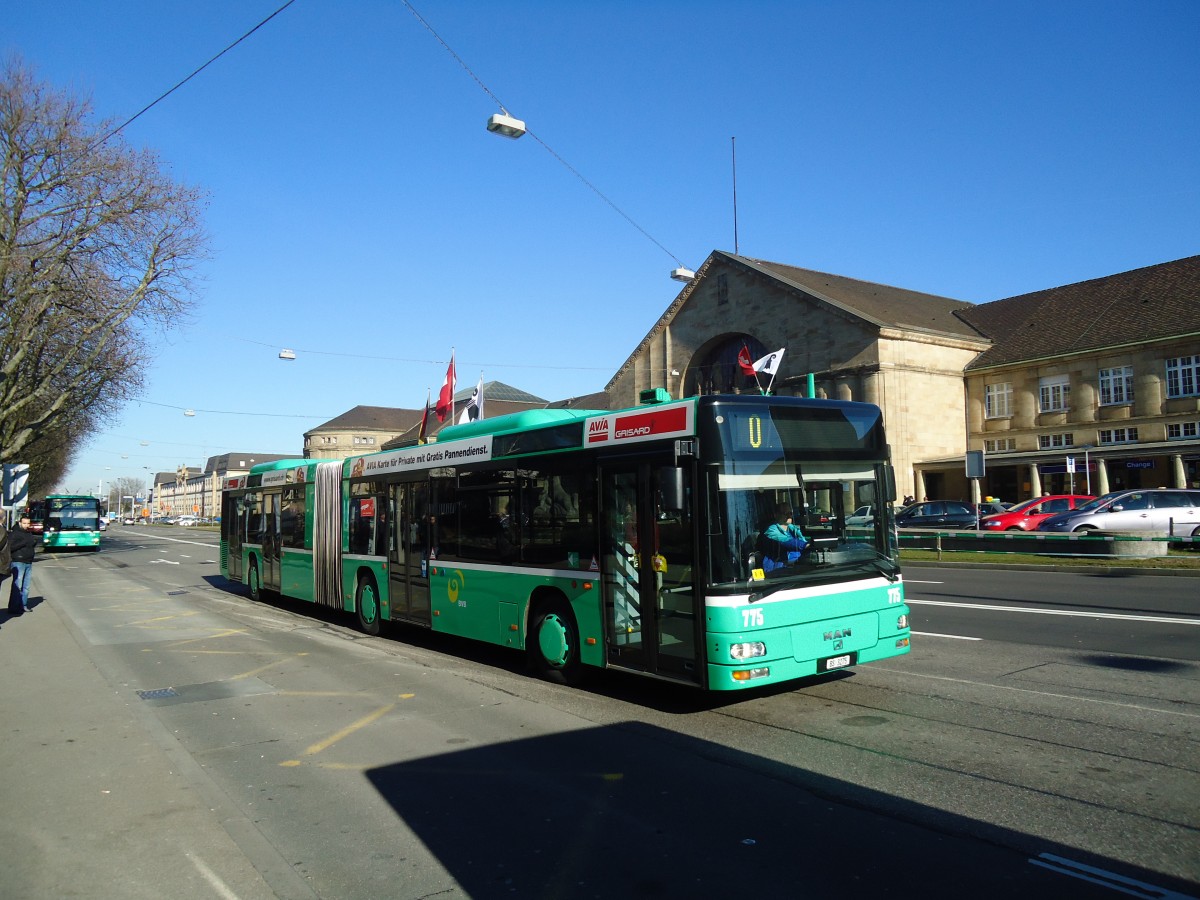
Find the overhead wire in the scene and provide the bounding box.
[219,333,613,371]
[90,0,300,150]
[69,2,658,439]
[399,0,691,269]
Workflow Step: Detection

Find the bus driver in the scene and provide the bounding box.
[759,502,809,573]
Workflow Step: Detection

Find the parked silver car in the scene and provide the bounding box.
[1037,488,1200,536]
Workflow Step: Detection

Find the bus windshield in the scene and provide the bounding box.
[47,497,101,531]
[699,398,897,588]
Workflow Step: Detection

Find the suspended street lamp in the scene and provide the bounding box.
[486,111,526,139]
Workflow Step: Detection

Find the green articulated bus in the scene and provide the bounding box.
[220,393,911,691]
[42,494,103,550]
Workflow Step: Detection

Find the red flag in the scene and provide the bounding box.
[417,388,430,444]
[737,344,756,377]
[435,353,456,423]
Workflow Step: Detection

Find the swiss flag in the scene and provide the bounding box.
[435,353,456,423]
[737,344,756,377]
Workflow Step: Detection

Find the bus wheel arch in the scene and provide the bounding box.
[526,591,584,685]
[355,570,382,636]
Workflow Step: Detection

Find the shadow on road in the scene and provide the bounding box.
[365,722,1195,899]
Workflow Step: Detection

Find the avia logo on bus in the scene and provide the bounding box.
[587,403,692,447]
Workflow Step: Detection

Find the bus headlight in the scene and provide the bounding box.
[730,641,766,661]
[897,614,909,630]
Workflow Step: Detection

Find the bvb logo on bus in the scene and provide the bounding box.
[447,569,466,605]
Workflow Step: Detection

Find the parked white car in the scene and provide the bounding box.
[845,505,876,526]
[176,515,199,527]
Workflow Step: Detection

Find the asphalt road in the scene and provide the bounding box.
[0,526,1195,899]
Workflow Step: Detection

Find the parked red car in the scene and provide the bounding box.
[979,494,1094,531]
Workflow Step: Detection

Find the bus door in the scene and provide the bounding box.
[601,459,700,684]
[260,491,281,592]
[224,493,244,581]
[388,482,432,625]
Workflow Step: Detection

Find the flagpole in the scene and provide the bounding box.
[418,387,430,444]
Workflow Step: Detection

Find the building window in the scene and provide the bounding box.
[1099,427,1139,444]
[985,383,1012,418]
[984,438,1016,452]
[1038,432,1074,450]
[1166,356,1199,398]
[1099,366,1134,406]
[716,273,729,306]
[1038,375,1071,412]
[352,436,376,446]
[1167,422,1199,440]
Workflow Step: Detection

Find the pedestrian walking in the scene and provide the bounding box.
[7,515,38,614]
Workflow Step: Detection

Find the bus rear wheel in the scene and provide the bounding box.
[527,598,583,686]
[248,560,262,601]
[356,574,382,636]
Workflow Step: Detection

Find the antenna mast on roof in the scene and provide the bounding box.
[731,136,739,255]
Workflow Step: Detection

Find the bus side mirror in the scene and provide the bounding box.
[885,464,897,503]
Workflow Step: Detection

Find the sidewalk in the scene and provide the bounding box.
[0,591,282,899]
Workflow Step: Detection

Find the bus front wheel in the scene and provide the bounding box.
[527,598,583,686]
[356,574,382,636]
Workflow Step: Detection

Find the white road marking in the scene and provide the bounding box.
[186,853,242,900]
[1029,852,1195,899]
[911,631,982,641]
[906,598,1199,626]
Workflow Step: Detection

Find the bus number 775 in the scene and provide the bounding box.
[741,609,765,628]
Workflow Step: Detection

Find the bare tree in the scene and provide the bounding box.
[0,58,208,466]
[111,475,146,516]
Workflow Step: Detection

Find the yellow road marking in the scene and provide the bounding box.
[301,704,395,756]
[166,629,250,647]
[229,659,290,681]
[122,611,203,626]
[279,695,415,766]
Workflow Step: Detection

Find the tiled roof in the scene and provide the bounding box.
[203,452,298,474]
[545,391,609,410]
[380,386,605,450]
[958,255,1200,369]
[309,405,425,433]
[736,254,985,339]
[461,381,547,404]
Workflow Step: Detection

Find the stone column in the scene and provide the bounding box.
[1074,379,1097,423]
[1013,384,1036,429]
[862,371,881,407]
[1096,458,1110,495]
[1173,454,1187,489]
[1136,371,1163,418]
[1029,463,1042,497]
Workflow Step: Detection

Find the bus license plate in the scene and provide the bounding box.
[821,653,855,672]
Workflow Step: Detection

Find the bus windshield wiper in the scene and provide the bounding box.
[872,555,900,582]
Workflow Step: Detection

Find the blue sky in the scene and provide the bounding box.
[6,0,1198,497]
